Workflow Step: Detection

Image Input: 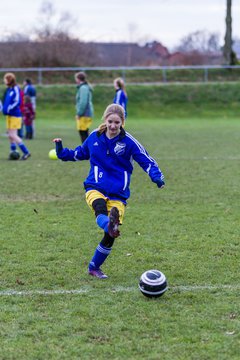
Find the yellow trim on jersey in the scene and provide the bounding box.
[6,116,22,130]
[76,116,92,131]
[85,190,125,224]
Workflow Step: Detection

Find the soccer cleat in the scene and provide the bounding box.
[88,268,108,279]
[20,153,31,160]
[108,207,120,238]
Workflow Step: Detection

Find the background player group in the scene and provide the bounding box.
[1,71,126,161]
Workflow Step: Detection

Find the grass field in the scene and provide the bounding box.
[0,89,239,359]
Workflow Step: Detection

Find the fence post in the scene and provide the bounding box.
[162,68,167,83]
[204,67,208,82]
[38,69,42,85]
[122,69,126,82]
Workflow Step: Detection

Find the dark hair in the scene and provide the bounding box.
[25,78,32,85]
[75,72,87,82]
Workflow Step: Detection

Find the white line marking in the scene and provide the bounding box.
[160,157,240,161]
[0,284,239,297]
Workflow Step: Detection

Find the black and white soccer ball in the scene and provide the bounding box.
[9,150,20,160]
[139,269,168,298]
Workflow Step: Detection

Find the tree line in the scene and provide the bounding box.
[0,0,237,67]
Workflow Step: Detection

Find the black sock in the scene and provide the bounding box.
[79,130,89,143]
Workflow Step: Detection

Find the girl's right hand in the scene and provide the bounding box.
[52,138,63,154]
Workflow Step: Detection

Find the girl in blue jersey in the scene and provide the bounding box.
[113,77,128,118]
[53,104,165,279]
[2,73,31,160]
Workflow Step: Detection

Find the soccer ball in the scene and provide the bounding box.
[48,149,58,160]
[139,269,168,298]
[9,150,20,160]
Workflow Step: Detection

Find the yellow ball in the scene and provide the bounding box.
[48,149,58,160]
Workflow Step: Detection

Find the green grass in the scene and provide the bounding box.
[1,81,240,119]
[0,87,239,359]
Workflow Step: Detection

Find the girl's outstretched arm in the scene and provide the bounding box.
[52,138,75,161]
[52,138,90,161]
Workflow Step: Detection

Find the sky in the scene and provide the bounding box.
[0,0,239,50]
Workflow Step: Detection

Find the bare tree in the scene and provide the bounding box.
[34,0,77,41]
[175,30,221,53]
[0,0,99,67]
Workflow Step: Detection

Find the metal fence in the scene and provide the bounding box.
[0,65,240,85]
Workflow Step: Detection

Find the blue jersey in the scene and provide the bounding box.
[24,84,36,97]
[113,89,128,118]
[2,85,22,117]
[57,128,163,202]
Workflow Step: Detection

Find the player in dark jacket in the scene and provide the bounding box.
[23,95,35,139]
[53,104,165,278]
